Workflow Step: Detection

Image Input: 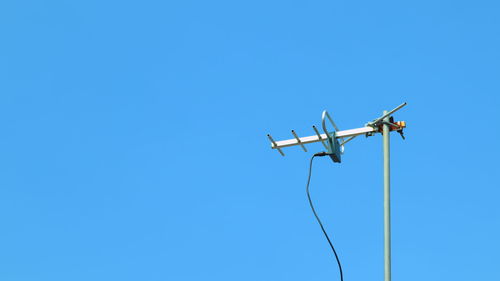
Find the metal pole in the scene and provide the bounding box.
[382,111,391,281]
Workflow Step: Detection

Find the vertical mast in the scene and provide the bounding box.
[382,111,391,281]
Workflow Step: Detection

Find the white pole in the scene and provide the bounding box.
[382,110,391,281]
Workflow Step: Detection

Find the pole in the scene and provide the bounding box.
[382,111,391,281]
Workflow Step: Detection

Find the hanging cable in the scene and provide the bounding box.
[307,152,344,281]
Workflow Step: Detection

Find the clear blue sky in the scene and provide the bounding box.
[1,1,499,280]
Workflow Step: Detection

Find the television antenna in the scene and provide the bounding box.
[267,102,407,281]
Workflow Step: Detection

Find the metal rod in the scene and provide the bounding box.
[312,125,329,149]
[267,134,285,156]
[370,102,407,126]
[291,130,307,152]
[270,126,375,149]
[382,110,391,281]
[340,136,357,146]
[322,110,344,144]
[324,111,340,132]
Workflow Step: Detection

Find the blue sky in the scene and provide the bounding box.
[1,1,499,280]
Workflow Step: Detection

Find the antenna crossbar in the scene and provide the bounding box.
[267,102,407,155]
[270,126,375,150]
